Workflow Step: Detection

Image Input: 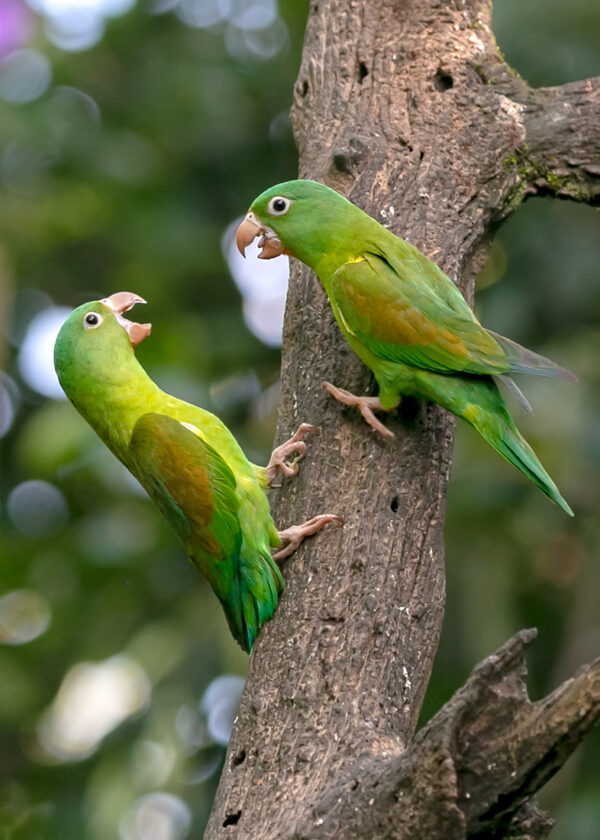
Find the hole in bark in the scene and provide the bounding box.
[332,151,352,174]
[390,496,399,513]
[223,811,242,827]
[419,150,424,161]
[358,61,369,83]
[433,68,453,91]
[232,749,246,766]
[299,79,308,97]
[399,396,420,425]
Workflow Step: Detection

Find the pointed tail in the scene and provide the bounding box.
[473,408,573,516]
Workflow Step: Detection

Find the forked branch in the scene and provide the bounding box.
[291,630,600,840]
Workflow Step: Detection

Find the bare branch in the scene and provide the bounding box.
[472,56,600,208]
[520,78,600,204]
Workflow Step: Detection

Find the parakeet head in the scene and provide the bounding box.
[54,291,151,399]
[236,179,367,269]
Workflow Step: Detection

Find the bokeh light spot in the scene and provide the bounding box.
[37,654,151,761]
[175,0,230,29]
[225,16,288,62]
[44,10,105,52]
[0,372,20,437]
[7,479,69,539]
[0,385,14,437]
[27,0,137,52]
[131,740,176,788]
[0,589,52,645]
[242,294,286,347]
[0,49,51,103]
[119,792,191,840]
[200,674,245,745]
[223,217,288,347]
[27,0,132,14]
[48,85,101,136]
[0,0,34,59]
[227,0,276,31]
[93,0,136,17]
[149,0,178,12]
[18,306,71,399]
[175,704,208,754]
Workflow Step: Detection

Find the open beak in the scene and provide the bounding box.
[100,291,152,347]
[235,211,286,260]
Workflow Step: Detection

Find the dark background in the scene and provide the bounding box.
[0,1,598,837]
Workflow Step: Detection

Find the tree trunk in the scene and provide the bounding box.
[205,1,600,837]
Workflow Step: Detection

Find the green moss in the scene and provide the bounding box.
[505,179,529,213]
[544,172,590,201]
[473,65,492,85]
[502,150,591,204]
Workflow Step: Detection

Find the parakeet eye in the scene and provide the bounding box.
[267,196,291,216]
[83,312,103,329]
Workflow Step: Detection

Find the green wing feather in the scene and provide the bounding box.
[129,412,241,559]
[381,234,478,320]
[129,413,282,651]
[330,251,574,381]
[330,253,511,376]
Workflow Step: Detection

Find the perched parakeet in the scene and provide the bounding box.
[54,292,340,651]
[236,180,575,515]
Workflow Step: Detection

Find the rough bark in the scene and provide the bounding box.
[290,630,600,839]
[205,1,600,837]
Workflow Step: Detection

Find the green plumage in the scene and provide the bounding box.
[247,179,574,514]
[54,300,282,651]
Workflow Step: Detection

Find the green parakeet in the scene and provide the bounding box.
[236,180,575,515]
[54,292,340,651]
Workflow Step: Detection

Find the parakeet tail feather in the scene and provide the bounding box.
[222,548,283,652]
[479,417,574,516]
[495,374,533,413]
[487,330,576,381]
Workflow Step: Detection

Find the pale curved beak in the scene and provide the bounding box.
[100,291,152,347]
[235,211,285,260]
[101,291,146,314]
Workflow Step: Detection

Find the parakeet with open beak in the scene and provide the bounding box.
[54,292,340,651]
[236,180,575,515]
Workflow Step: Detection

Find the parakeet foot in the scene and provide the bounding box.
[322,382,395,439]
[273,514,342,562]
[266,423,319,487]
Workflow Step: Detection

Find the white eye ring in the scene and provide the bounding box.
[83,312,103,330]
[267,196,291,216]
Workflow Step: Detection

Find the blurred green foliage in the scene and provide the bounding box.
[0,1,598,838]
